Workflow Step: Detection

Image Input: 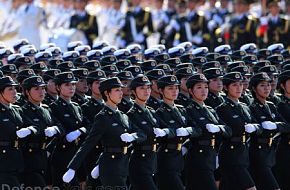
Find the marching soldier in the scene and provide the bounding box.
[185,73,231,190]
[63,77,145,189]
[70,0,98,46]
[49,72,87,188]
[42,69,61,105]
[80,70,106,189]
[0,76,24,188]
[116,71,134,113]
[248,72,290,190]
[216,72,260,190]
[228,0,258,50]
[262,0,290,48]
[71,68,90,105]
[120,0,154,48]
[19,76,63,188]
[155,75,201,190]
[127,75,160,190]
[276,70,290,190]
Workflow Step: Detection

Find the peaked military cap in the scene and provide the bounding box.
[7,53,23,64]
[216,55,232,65]
[242,54,258,65]
[116,71,134,80]
[186,73,208,88]
[73,56,89,67]
[256,49,272,60]
[99,77,124,93]
[92,41,109,50]
[202,61,221,71]
[157,75,180,88]
[116,60,132,71]
[72,68,89,79]
[227,61,245,71]
[16,69,36,83]
[100,55,117,66]
[114,49,131,60]
[0,76,18,89]
[102,64,119,76]
[81,60,101,71]
[87,49,103,60]
[192,47,208,57]
[154,53,170,63]
[42,69,61,81]
[1,64,18,74]
[67,41,83,51]
[267,55,284,65]
[175,68,195,80]
[278,70,290,85]
[192,56,207,67]
[102,46,117,56]
[87,70,107,84]
[155,64,173,75]
[140,60,157,72]
[258,65,279,75]
[130,75,152,89]
[250,72,272,87]
[178,42,193,52]
[57,61,76,72]
[231,50,247,61]
[222,72,243,85]
[231,66,252,76]
[168,46,185,58]
[48,58,63,69]
[14,56,34,68]
[179,53,194,63]
[146,69,166,80]
[54,72,79,85]
[124,65,143,77]
[35,51,52,62]
[205,52,220,61]
[23,76,46,89]
[214,44,232,55]
[30,62,48,72]
[203,68,223,79]
[75,45,91,55]
[240,43,257,54]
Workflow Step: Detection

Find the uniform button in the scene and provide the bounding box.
[76,121,78,124]
[142,154,145,157]
[111,155,115,159]
[62,145,66,149]
[180,137,183,141]
[230,146,234,149]
[153,138,156,142]
[29,149,32,152]
[288,141,290,145]
[199,149,203,153]
[165,149,168,152]
[124,129,127,132]
[16,126,19,129]
[2,150,6,153]
[96,145,99,149]
[258,145,262,149]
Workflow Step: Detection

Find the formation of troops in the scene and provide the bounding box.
[0,0,290,190]
[0,0,289,50]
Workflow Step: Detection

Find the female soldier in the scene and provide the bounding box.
[19,76,63,188]
[63,77,145,189]
[185,73,231,190]
[276,70,290,190]
[216,72,260,190]
[155,75,201,190]
[249,72,290,190]
[49,72,87,188]
[0,77,23,188]
[127,75,164,190]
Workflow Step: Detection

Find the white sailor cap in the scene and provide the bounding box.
[102,46,117,55]
[150,44,166,52]
[240,43,257,53]
[13,39,29,49]
[46,47,62,55]
[168,46,185,57]
[19,45,36,54]
[192,47,209,56]
[92,41,109,50]
[35,51,52,61]
[63,51,80,59]
[21,47,37,56]
[144,48,161,58]
[67,41,83,50]
[214,44,232,54]
[87,50,103,58]
[40,43,56,51]
[127,44,142,53]
[267,43,284,54]
[7,53,24,62]
[114,49,131,58]
[74,45,91,53]
[177,42,193,51]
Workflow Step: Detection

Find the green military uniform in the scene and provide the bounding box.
[0,77,24,188]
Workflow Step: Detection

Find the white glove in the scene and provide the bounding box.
[181,146,188,156]
[120,133,135,142]
[207,20,217,31]
[176,128,190,137]
[135,33,145,43]
[153,128,167,137]
[192,35,203,44]
[260,16,268,25]
[16,128,32,138]
[244,124,256,133]
[261,121,277,130]
[66,130,81,142]
[62,169,75,183]
[91,165,99,179]
[45,126,58,137]
[206,124,220,133]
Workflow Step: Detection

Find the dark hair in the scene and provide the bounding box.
[101,89,112,102]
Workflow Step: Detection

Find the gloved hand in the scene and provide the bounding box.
[244,124,256,133]
[16,128,32,138]
[181,146,188,156]
[66,130,81,142]
[207,20,217,31]
[153,128,167,137]
[120,133,135,142]
[91,165,99,179]
[45,126,58,137]
[206,124,220,133]
[135,33,145,43]
[176,128,190,137]
[62,169,75,183]
[192,35,203,45]
[261,121,277,130]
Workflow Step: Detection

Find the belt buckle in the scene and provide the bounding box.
[14,140,19,148]
[123,146,128,154]
[177,143,182,151]
[42,143,46,150]
[211,138,215,147]
[152,144,157,152]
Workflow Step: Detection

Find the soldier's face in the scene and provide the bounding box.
[47,80,58,95]
[91,80,101,97]
[161,85,179,101]
[1,86,17,104]
[225,81,243,100]
[121,80,132,96]
[190,82,208,102]
[151,80,159,94]
[107,87,123,104]
[135,85,151,101]
[76,79,89,94]
[281,79,290,96]
[270,75,278,92]
[27,86,46,103]
[253,81,271,99]
[242,76,250,91]
[208,78,223,93]
[59,82,76,98]
[269,4,280,15]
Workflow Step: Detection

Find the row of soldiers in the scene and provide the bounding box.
[0,0,290,50]
[0,38,290,190]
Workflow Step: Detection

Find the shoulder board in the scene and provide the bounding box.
[266,101,275,106]
[275,92,282,97]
